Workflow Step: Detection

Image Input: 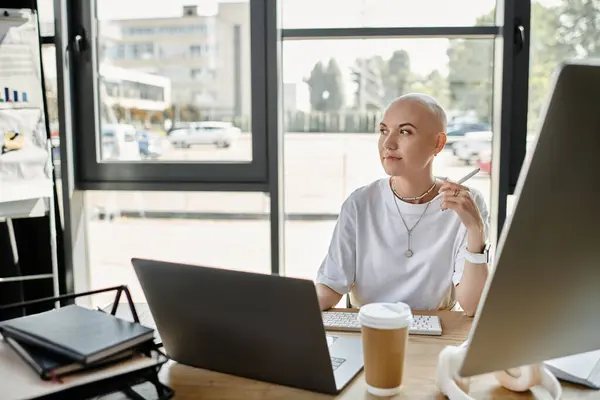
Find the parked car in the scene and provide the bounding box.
[452,130,492,165]
[166,121,193,135]
[445,122,491,150]
[476,135,536,175]
[167,121,241,149]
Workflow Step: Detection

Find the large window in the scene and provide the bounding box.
[282,38,495,278]
[527,0,600,137]
[505,0,600,218]
[72,0,267,188]
[96,1,251,163]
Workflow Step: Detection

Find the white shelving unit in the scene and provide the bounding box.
[0,145,60,301]
[0,7,60,304]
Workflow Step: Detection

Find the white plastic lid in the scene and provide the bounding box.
[358,302,413,330]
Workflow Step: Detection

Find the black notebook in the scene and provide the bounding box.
[0,305,154,365]
[5,336,136,380]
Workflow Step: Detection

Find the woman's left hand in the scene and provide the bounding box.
[439,180,484,234]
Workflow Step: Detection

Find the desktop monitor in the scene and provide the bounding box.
[459,60,600,377]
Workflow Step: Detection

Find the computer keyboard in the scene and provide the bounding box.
[322,311,442,336]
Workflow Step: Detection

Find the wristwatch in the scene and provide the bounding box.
[464,243,490,264]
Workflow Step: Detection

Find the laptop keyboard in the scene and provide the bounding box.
[331,357,346,370]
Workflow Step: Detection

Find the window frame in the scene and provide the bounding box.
[489,0,531,244]
[70,0,270,191]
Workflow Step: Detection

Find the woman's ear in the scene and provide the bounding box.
[435,132,447,155]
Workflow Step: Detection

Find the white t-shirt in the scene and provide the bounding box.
[316,178,489,310]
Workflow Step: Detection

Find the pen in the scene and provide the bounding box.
[434,168,480,201]
[457,168,480,185]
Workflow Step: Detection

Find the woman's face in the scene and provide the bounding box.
[378,100,446,177]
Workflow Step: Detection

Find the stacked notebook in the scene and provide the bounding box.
[0,305,155,381]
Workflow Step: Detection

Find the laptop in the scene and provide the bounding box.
[130,258,364,394]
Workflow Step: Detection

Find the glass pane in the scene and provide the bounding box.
[527,0,600,136]
[85,191,270,306]
[521,0,600,216]
[38,0,54,36]
[282,0,497,29]
[282,38,494,281]
[96,1,251,163]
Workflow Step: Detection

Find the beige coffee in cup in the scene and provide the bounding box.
[358,302,412,397]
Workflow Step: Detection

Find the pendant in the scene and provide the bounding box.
[405,249,413,258]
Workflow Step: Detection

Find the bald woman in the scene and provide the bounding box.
[315,93,490,317]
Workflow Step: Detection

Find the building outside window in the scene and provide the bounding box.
[130,43,154,60]
[189,45,203,58]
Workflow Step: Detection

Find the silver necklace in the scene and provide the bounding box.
[391,178,437,201]
[391,191,431,258]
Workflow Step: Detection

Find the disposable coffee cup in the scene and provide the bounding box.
[358,302,413,397]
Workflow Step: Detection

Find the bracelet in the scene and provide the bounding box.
[464,243,490,264]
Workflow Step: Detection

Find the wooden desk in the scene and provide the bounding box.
[106,311,600,399]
